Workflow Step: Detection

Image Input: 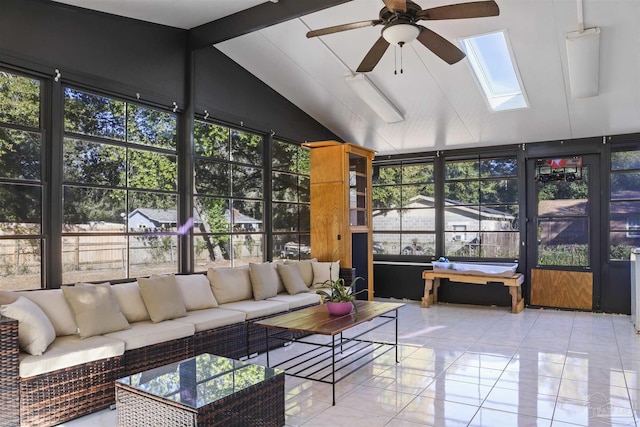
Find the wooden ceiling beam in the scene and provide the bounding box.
[188,0,352,51]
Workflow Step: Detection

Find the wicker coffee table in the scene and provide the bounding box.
[115,353,284,427]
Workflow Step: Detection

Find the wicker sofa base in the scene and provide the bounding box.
[20,355,124,427]
[124,336,194,377]
[194,322,247,360]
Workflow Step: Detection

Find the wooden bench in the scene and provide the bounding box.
[421,270,525,314]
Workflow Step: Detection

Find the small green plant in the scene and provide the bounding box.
[315,276,365,316]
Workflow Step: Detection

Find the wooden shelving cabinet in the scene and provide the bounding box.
[305,141,375,300]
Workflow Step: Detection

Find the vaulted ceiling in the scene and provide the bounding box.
[52,0,640,155]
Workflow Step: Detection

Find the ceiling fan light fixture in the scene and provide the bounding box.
[382,23,420,46]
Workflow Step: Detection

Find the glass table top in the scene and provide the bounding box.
[116,353,283,409]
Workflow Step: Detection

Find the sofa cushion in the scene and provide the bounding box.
[62,284,131,338]
[219,300,290,320]
[311,261,340,286]
[173,308,246,332]
[1,297,56,356]
[249,262,280,301]
[138,275,187,323]
[110,282,150,323]
[175,274,218,310]
[104,320,195,351]
[207,265,252,304]
[277,263,309,295]
[285,259,317,287]
[19,335,125,378]
[271,260,286,293]
[16,289,77,336]
[267,292,322,309]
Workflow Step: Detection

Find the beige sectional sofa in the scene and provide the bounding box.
[0,259,340,427]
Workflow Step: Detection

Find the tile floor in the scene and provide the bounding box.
[61,299,640,426]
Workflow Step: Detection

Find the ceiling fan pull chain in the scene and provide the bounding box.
[394,45,398,75]
[400,44,404,74]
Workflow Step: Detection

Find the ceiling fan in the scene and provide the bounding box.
[306,0,499,72]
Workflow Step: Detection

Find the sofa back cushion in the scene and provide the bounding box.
[249,262,280,301]
[277,263,309,295]
[207,265,252,304]
[62,284,131,338]
[1,296,56,355]
[285,258,317,287]
[311,261,340,287]
[175,274,218,311]
[17,289,78,336]
[138,275,187,323]
[110,282,151,323]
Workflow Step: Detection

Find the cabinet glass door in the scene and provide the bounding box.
[349,154,367,226]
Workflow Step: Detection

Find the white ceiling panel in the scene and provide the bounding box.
[53,0,640,155]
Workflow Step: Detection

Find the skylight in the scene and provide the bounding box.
[460,30,528,112]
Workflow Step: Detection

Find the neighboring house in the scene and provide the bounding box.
[127,208,261,232]
[373,195,516,256]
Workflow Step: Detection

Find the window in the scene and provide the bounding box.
[444,156,519,258]
[0,69,43,290]
[62,87,178,283]
[610,147,640,260]
[272,140,310,260]
[460,30,528,112]
[193,120,264,267]
[372,162,436,256]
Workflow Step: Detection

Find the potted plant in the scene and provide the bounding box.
[315,276,365,317]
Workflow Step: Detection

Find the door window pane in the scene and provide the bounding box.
[538,218,589,266]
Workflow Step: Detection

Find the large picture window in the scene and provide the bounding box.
[62,87,178,283]
[0,69,43,290]
[271,140,310,260]
[193,120,264,268]
[610,147,640,260]
[444,156,519,258]
[372,162,436,256]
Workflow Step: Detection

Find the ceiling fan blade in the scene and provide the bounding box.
[382,0,407,12]
[356,37,390,73]
[416,26,466,65]
[306,20,383,38]
[417,1,499,20]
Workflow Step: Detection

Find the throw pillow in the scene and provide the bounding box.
[138,275,187,323]
[249,262,280,301]
[285,258,317,287]
[174,274,218,310]
[16,289,78,336]
[106,282,150,323]
[0,296,56,356]
[276,263,309,295]
[61,284,131,338]
[311,261,340,287]
[207,265,253,304]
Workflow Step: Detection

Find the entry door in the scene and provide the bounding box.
[526,155,600,310]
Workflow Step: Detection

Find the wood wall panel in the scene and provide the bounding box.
[530,269,592,310]
[310,182,347,263]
